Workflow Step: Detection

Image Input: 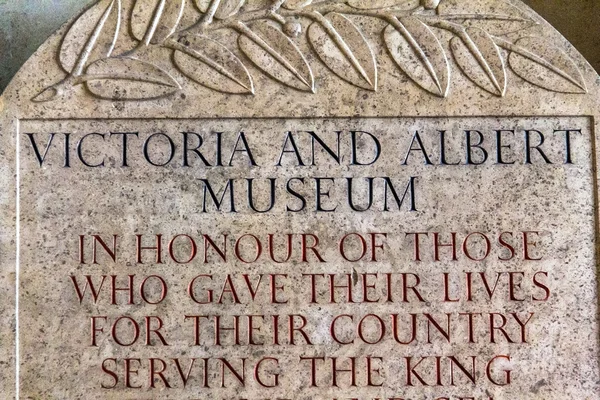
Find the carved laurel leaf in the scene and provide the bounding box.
[384,16,450,97]
[438,0,535,35]
[450,28,506,96]
[508,37,587,94]
[131,0,186,45]
[60,0,121,75]
[308,12,377,90]
[282,0,313,10]
[196,0,245,20]
[173,35,254,94]
[84,57,181,100]
[347,0,419,10]
[239,21,314,92]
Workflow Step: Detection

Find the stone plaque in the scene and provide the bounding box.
[1,1,599,399]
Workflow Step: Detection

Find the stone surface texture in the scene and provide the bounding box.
[2,0,599,93]
[0,0,599,399]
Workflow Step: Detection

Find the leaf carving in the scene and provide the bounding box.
[84,57,181,100]
[283,0,313,10]
[173,35,254,94]
[508,37,587,94]
[450,28,506,96]
[438,0,535,35]
[196,0,245,20]
[308,12,377,90]
[41,0,589,102]
[384,16,450,97]
[59,0,121,75]
[131,0,186,45]
[238,21,314,92]
[347,0,419,10]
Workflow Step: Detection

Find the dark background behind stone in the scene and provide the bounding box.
[0,0,598,93]
[523,0,600,73]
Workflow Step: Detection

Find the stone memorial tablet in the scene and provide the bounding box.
[1,0,599,399]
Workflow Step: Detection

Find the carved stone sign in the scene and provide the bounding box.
[1,0,599,399]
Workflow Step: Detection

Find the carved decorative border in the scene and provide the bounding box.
[34,0,588,102]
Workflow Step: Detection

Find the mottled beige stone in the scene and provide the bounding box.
[1,1,599,399]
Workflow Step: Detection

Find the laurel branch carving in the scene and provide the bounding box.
[33,0,588,102]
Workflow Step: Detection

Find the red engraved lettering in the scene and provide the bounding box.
[145,316,169,346]
[443,273,460,302]
[487,355,512,386]
[101,358,118,389]
[149,358,171,388]
[289,315,313,345]
[362,273,380,303]
[462,232,491,261]
[339,233,368,262]
[405,357,429,386]
[268,234,293,263]
[369,233,387,261]
[255,357,280,388]
[512,312,534,343]
[301,234,325,262]
[220,358,246,387]
[235,234,262,263]
[168,234,197,264]
[91,316,107,347]
[173,358,197,388]
[434,232,458,261]
[188,275,213,304]
[140,275,167,305]
[498,232,516,261]
[406,232,428,261]
[533,271,551,301]
[403,273,425,302]
[136,234,163,264]
[329,274,354,303]
[269,274,288,304]
[112,316,140,347]
[92,235,118,264]
[508,272,526,301]
[358,314,385,345]
[391,313,417,344]
[300,356,324,387]
[71,275,106,304]
[366,357,384,387]
[330,314,354,345]
[523,231,542,260]
[489,313,514,343]
[332,357,357,387]
[125,358,142,388]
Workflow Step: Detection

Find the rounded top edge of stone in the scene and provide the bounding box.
[2,0,599,119]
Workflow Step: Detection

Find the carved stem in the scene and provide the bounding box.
[437,13,535,23]
[142,0,167,46]
[322,6,425,19]
[282,2,420,18]
[201,0,223,27]
[425,18,467,34]
[73,0,118,76]
[185,0,358,34]
[269,12,287,24]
